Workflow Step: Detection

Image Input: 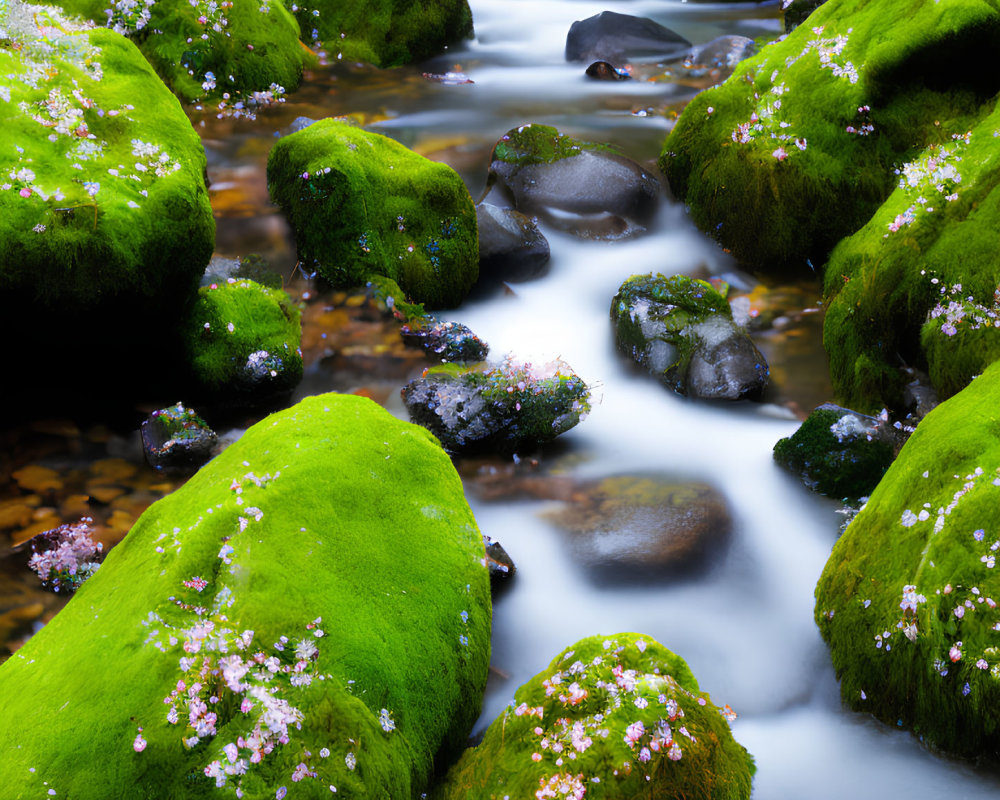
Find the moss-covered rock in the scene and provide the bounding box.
[289,0,473,68]
[181,279,303,401]
[0,393,492,797]
[611,274,769,400]
[140,402,218,472]
[823,100,1000,411]
[402,358,590,455]
[815,360,1000,759]
[48,0,307,102]
[773,404,897,499]
[0,6,214,408]
[268,119,478,309]
[659,0,1000,275]
[433,633,754,800]
[487,124,660,239]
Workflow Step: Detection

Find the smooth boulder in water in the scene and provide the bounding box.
[140,402,218,472]
[476,202,551,282]
[0,393,492,797]
[611,274,769,400]
[433,633,755,799]
[565,10,691,65]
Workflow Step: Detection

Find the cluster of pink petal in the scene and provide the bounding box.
[27,518,103,592]
[535,772,586,800]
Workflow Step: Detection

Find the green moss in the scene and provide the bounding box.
[181,279,303,396]
[659,0,1000,274]
[0,393,491,798]
[815,360,1000,759]
[48,0,307,102]
[433,633,754,800]
[491,123,614,167]
[823,99,1000,410]
[773,406,894,499]
[267,119,478,309]
[366,275,427,321]
[289,0,473,68]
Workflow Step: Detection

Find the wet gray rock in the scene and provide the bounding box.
[685,35,756,71]
[140,402,218,472]
[484,534,516,589]
[400,317,489,362]
[565,11,690,65]
[611,273,769,400]
[585,60,631,80]
[476,203,550,282]
[485,124,660,239]
[545,475,732,583]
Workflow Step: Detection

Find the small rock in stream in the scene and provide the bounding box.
[476,202,550,282]
[140,402,218,472]
[565,10,691,65]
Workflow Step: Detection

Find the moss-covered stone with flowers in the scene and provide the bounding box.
[433,633,754,800]
[0,393,492,798]
[181,278,303,399]
[659,0,1000,275]
[48,0,307,104]
[823,98,1000,411]
[815,360,1000,759]
[267,119,479,309]
[288,0,473,68]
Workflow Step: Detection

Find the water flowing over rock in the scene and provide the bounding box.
[565,11,691,66]
[815,361,1000,760]
[611,274,769,400]
[401,358,590,455]
[0,394,492,797]
[545,475,733,583]
[485,124,660,239]
[268,119,479,308]
[433,633,755,800]
[476,202,550,282]
[773,404,900,499]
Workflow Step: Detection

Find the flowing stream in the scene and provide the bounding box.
[6,1,1000,797]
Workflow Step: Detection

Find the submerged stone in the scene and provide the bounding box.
[486,124,660,239]
[268,119,479,308]
[433,633,755,800]
[0,393,492,797]
[181,279,303,402]
[546,475,732,583]
[565,11,691,65]
[815,360,1000,760]
[140,402,218,473]
[401,358,591,455]
[611,274,769,400]
[773,404,898,499]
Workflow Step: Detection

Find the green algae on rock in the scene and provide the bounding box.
[823,100,1000,411]
[289,0,473,68]
[0,393,491,798]
[773,404,897,500]
[815,360,1000,759]
[659,0,1000,275]
[268,119,479,308]
[611,274,769,400]
[433,633,754,800]
[181,278,303,400]
[47,0,307,103]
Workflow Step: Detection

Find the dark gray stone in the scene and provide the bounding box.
[565,11,691,65]
[476,203,550,282]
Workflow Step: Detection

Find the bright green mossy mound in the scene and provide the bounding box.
[773,404,895,499]
[815,360,1000,759]
[433,633,754,800]
[181,279,303,398]
[268,119,478,309]
[0,393,491,798]
[659,0,1000,275]
[823,99,1000,411]
[48,0,306,102]
[491,123,612,167]
[289,0,473,68]
[0,7,214,407]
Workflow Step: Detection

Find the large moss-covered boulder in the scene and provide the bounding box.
[815,360,1000,759]
[0,6,214,407]
[181,278,303,401]
[611,274,769,400]
[659,0,1000,275]
[288,0,473,67]
[49,0,307,102]
[268,119,478,308]
[823,99,1000,411]
[0,393,492,797]
[433,633,755,800]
